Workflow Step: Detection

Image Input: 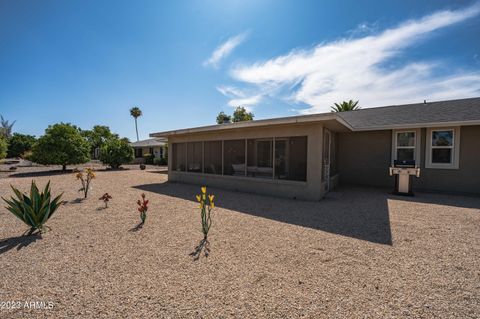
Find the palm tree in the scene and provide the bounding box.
[0,115,16,138]
[129,107,142,141]
[331,100,360,112]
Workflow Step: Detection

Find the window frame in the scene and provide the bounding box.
[391,129,420,164]
[425,127,460,169]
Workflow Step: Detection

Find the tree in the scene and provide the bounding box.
[130,107,142,141]
[31,123,90,171]
[0,115,16,138]
[7,133,36,158]
[99,138,134,169]
[331,100,360,112]
[216,111,232,124]
[232,106,254,122]
[0,136,7,159]
[81,125,118,158]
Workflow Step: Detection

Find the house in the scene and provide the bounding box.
[130,138,167,163]
[150,97,480,201]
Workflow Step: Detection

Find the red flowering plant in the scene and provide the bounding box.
[99,193,112,208]
[137,193,149,225]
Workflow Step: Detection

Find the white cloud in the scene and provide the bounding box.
[204,33,248,68]
[227,3,480,113]
[216,85,262,109]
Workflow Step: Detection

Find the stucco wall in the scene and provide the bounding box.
[414,125,480,194]
[167,123,326,201]
[337,130,392,188]
[337,126,480,195]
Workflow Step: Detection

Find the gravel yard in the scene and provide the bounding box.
[0,165,479,318]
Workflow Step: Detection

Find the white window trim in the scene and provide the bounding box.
[391,129,421,165]
[425,127,460,170]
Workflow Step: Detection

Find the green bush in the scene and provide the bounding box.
[154,157,167,165]
[7,133,36,158]
[143,153,154,164]
[2,181,63,234]
[31,123,90,171]
[0,136,7,159]
[100,138,134,169]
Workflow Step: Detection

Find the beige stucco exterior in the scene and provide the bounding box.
[337,125,480,195]
[167,122,329,201]
[154,113,480,200]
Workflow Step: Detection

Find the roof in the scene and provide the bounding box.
[150,97,480,137]
[130,138,166,148]
[150,113,339,137]
[337,97,480,131]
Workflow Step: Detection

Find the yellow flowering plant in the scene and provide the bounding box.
[75,168,95,199]
[191,186,215,260]
[196,186,215,240]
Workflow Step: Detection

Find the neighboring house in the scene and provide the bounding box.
[150,98,480,200]
[130,138,167,163]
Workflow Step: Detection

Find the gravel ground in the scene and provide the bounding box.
[0,166,479,318]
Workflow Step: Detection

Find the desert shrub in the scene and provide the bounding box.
[0,136,7,159]
[2,181,63,234]
[31,123,90,171]
[143,153,154,164]
[99,138,134,169]
[75,168,95,198]
[7,133,36,158]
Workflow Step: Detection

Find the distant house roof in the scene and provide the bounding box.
[130,138,166,148]
[337,97,480,131]
[150,97,480,137]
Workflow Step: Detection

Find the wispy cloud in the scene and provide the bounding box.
[216,85,262,109]
[204,32,248,68]
[226,3,480,113]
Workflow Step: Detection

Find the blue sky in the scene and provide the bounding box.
[0,0,479,141]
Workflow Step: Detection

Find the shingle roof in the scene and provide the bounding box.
[130,138,166,147]
[150,97,480,137]
[337,97,480,130]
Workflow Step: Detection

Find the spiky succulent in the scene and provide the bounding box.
[2,181,63,234]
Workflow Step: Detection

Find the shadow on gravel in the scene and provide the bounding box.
[128,222,144,232]
[388,192,480,210]
[133,182,394,245]
[0,234,41,255]
[8,169,74,178]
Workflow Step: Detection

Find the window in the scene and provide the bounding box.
[392,129,420,164]
[247,139,273,178]
[275,136,307,181]
[223,140,245,176]
[426,127,460,169]
[172,143,186,171]
[187,142,202,172]
[159,147,163,158]
[204,141,222,175]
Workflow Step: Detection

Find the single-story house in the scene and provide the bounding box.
[130,138,167,163]
[150,98,480,201]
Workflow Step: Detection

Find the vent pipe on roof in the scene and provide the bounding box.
[424,100,427,104]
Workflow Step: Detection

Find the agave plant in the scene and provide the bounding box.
[2,181,63,235]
